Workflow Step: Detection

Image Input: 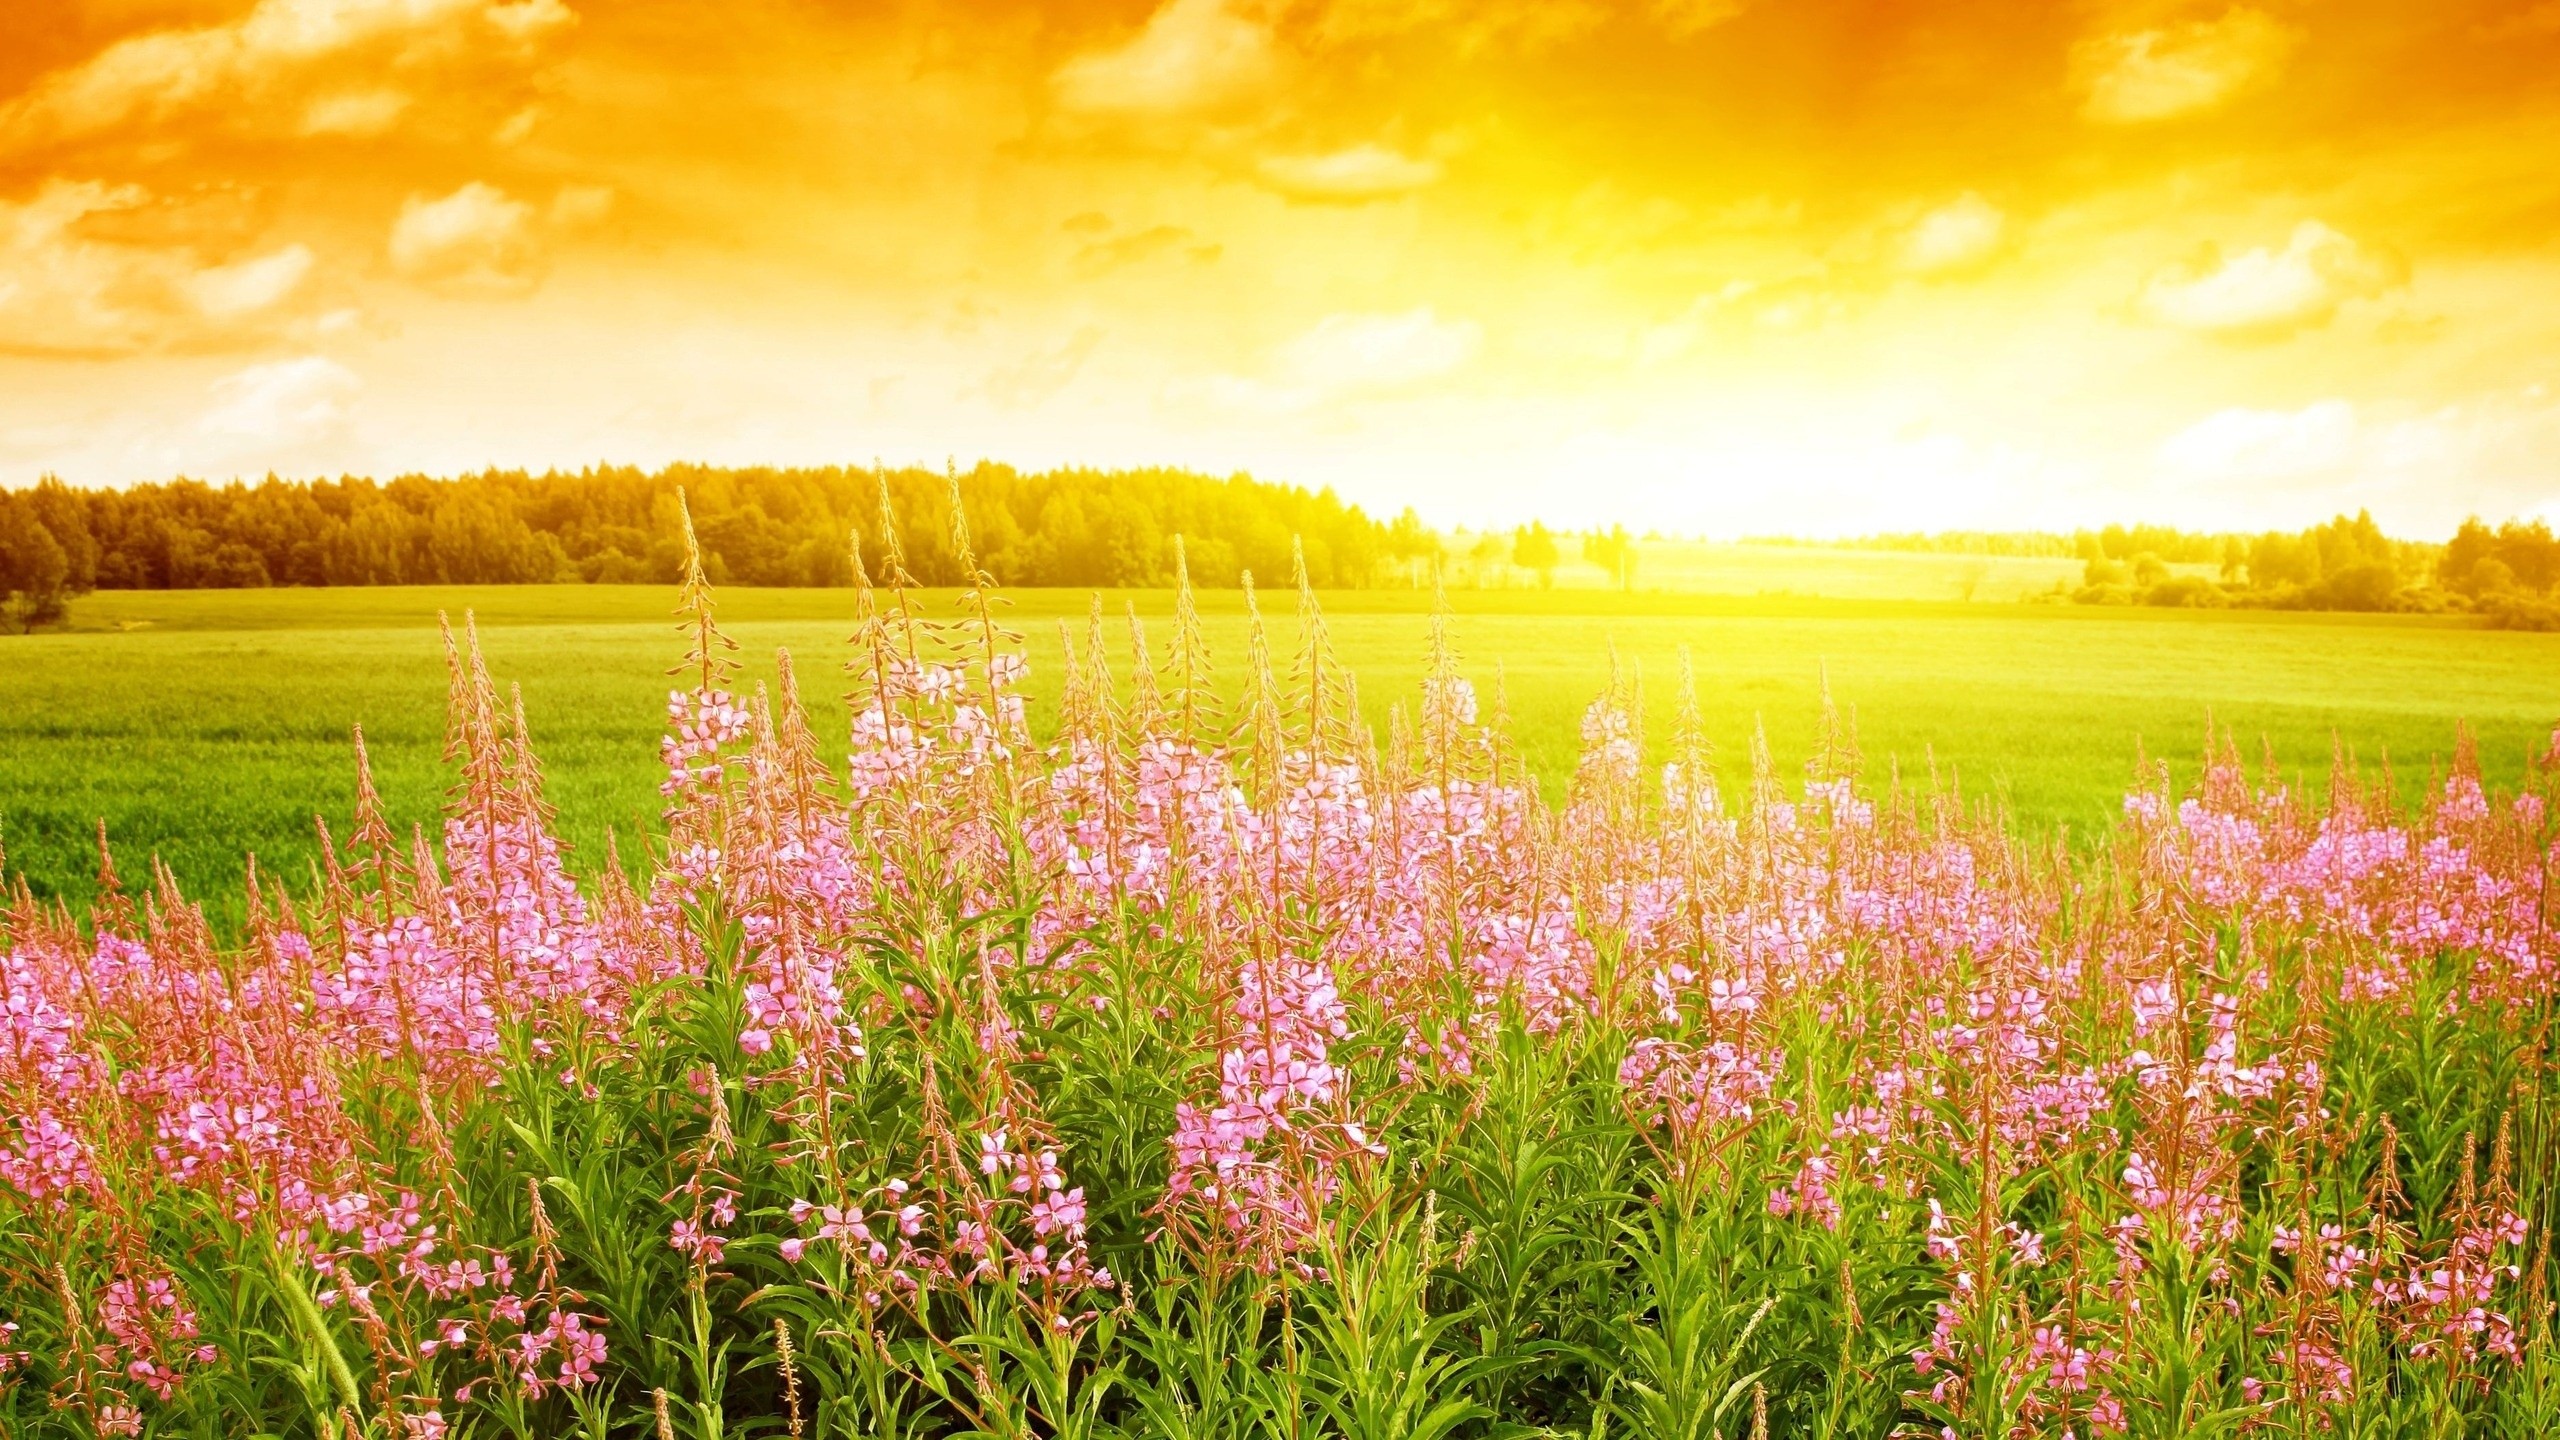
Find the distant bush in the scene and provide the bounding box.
[2071,582,2138,605]
[2141,575,2228,608]
[2307,560,2400,612]
[2484,591,2560,631]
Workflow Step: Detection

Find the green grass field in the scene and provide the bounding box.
[6,581,2555,932]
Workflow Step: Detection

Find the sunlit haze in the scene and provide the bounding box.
[5,0,2558,535]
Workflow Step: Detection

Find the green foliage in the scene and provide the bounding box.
[2447,518,2560,598]
[0,484,78,632]
[1510,524,1560,588]
[2056,510,2476,615]
[1,464,1398,598]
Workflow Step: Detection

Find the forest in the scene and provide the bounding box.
[0,463,1429,628]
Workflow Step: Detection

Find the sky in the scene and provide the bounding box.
[2,0,2558,537]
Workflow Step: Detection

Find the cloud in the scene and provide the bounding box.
[0,0,575,153]
[979,327,1104,409]
[1899,193,2005,276]
[1175,307,1480,415]
[183,245,317,320]
[486,0,575,43]
[1648,0,1747,37]
[1633,269,1860,364]
[199,355,363,444]
[1052,0,1280,120]
[0,179,316,354]
[1256,144,1443,203]
[2158,400,2358,483]
[388,182,542,295]
[2137,221,2407,340]
[1307,0,1610,51]
[2074,8,2298,123]
[1072,224,1217,278]
[1279,308,1481,390]
[299,88,412,137]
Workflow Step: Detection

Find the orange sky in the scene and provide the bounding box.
[3,0,2558,535]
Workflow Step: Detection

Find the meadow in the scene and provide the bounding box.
[4,573,2556,935]
[0,544,2554,1439]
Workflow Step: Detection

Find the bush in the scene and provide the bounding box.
[2141,575,2228,608]
[2308,560,2400,612]
[2483,590,2560,631]
[2071,581,2137,605]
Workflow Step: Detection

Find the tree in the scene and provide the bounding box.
[2247,532,2320,589]
[2313,561,2398,612]
[2083,555,2129,587]
[1384,507,1437,586]
[0,495,73,631]
[2494,520,2560,591]
[1512,521,1560,589]
[1584,524,1637,591]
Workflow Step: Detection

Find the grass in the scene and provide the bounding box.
[6,582,2557,932]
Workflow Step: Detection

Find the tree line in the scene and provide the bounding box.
[0,463,1436,630]
[2060,509,2560,624]
[7,463,2558,629]
[2068,510,2427,610]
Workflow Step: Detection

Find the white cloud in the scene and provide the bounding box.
[2138,221,2407,339]
[485,0,576,44]
[1256,144,1443,203]
[1174,307,1481,415]
[1630,281,1760,366]
[0,0,574,152]
[1899,193,2005,276]
[199,355,362,444]
[1279,308,1481,390]
[388,182,542,295]
[182,245,316,320]
[2075,8,2298,123]
[299,88,411,136]
[1052,0,1279,119]
[980,327,1106,409]
[0,180,315,353]
[2158,400,2358,482]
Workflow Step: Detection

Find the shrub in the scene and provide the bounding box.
[2484,591,2560,632]
[2141,575,2229,608]
[2308,560,2401,612]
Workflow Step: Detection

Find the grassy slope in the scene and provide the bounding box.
[7,582,2556,931]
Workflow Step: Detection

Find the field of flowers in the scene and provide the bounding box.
[3,506,2556,1439]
